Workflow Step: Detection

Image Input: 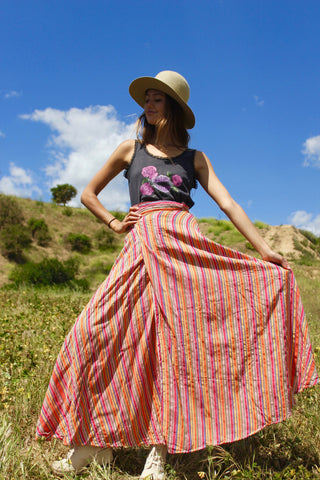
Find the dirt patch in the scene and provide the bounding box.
[262,225,317,259]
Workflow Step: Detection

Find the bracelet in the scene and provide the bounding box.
[108,217,117,228]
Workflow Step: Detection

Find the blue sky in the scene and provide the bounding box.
[1,0,320,233]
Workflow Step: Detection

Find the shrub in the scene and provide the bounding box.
[94,228,115,251]
[66,233,92,253]
[0,194,24,229]
[0,224,32,262]
[27,218,51,246]
[62,207,73,216]
[9,257,88,289]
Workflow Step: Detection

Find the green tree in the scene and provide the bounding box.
[51,184,77,206]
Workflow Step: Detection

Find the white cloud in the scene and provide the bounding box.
[253,95,264,107]
[21,105,136,210]
[288,210,320,235]
[0,162,42,198]
[302,135,320,168]
[0,129,5,138]
[4,90,22,99]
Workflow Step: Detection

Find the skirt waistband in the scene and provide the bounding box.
[136,201,190,216]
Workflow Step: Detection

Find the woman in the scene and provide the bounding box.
[37,71,318,479]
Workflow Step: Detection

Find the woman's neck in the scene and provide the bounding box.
[150,133,184,150]
[145,143,186,159]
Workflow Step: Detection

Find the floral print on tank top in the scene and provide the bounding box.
[140,166,183,197]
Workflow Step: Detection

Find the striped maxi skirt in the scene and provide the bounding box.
[36,201,318,454]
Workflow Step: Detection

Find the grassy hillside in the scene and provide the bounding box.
[1,195,320,289]
[0,196,128,288]
[1,195,320,479]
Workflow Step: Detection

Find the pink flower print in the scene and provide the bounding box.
[172,174,183,187]
[140,183,154,195]
[141,166,158,179]
[153,175,170,193]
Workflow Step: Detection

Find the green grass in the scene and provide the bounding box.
[199,219,247,247]
[0,281,319,479]
[1,196,320,478]
[1,195,320,289]
[254,221,270,230]
[0,196,127,290]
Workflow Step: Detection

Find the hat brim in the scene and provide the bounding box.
[129,76,195,129]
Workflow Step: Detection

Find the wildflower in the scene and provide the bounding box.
[197,472,206,479]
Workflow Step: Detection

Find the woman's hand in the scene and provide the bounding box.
[110,206,141,234]
[261,250,290,269]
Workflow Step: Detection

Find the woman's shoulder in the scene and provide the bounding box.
[113,139,137,167]
[193,150,211,174]
[193,149,205,157]
[116,139,136,155]
[193,149,209,162]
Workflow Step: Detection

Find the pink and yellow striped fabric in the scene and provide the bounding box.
[36,201,318,453]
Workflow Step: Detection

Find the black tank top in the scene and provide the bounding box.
[124,142,197,208]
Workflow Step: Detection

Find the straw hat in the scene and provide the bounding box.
[129,70,195,129]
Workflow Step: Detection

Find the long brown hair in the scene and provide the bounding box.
[136,94,190,148]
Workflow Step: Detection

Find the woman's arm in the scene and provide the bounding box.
[194,151,290,268]
[81,139,141,234]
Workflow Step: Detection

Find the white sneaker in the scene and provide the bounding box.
[140,445,167,480]
[51,445,113,475]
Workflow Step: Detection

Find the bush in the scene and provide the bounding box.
[9,257,88,289]
[28,218,51,246]
[0,194,24,229]
[62,207,73,216]
[66,233,92,253]
[0,224,32,262]
[94,228,115,251]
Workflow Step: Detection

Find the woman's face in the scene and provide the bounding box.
[144,89,166,125]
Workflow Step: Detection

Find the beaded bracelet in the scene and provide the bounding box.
[108,217,117,228]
